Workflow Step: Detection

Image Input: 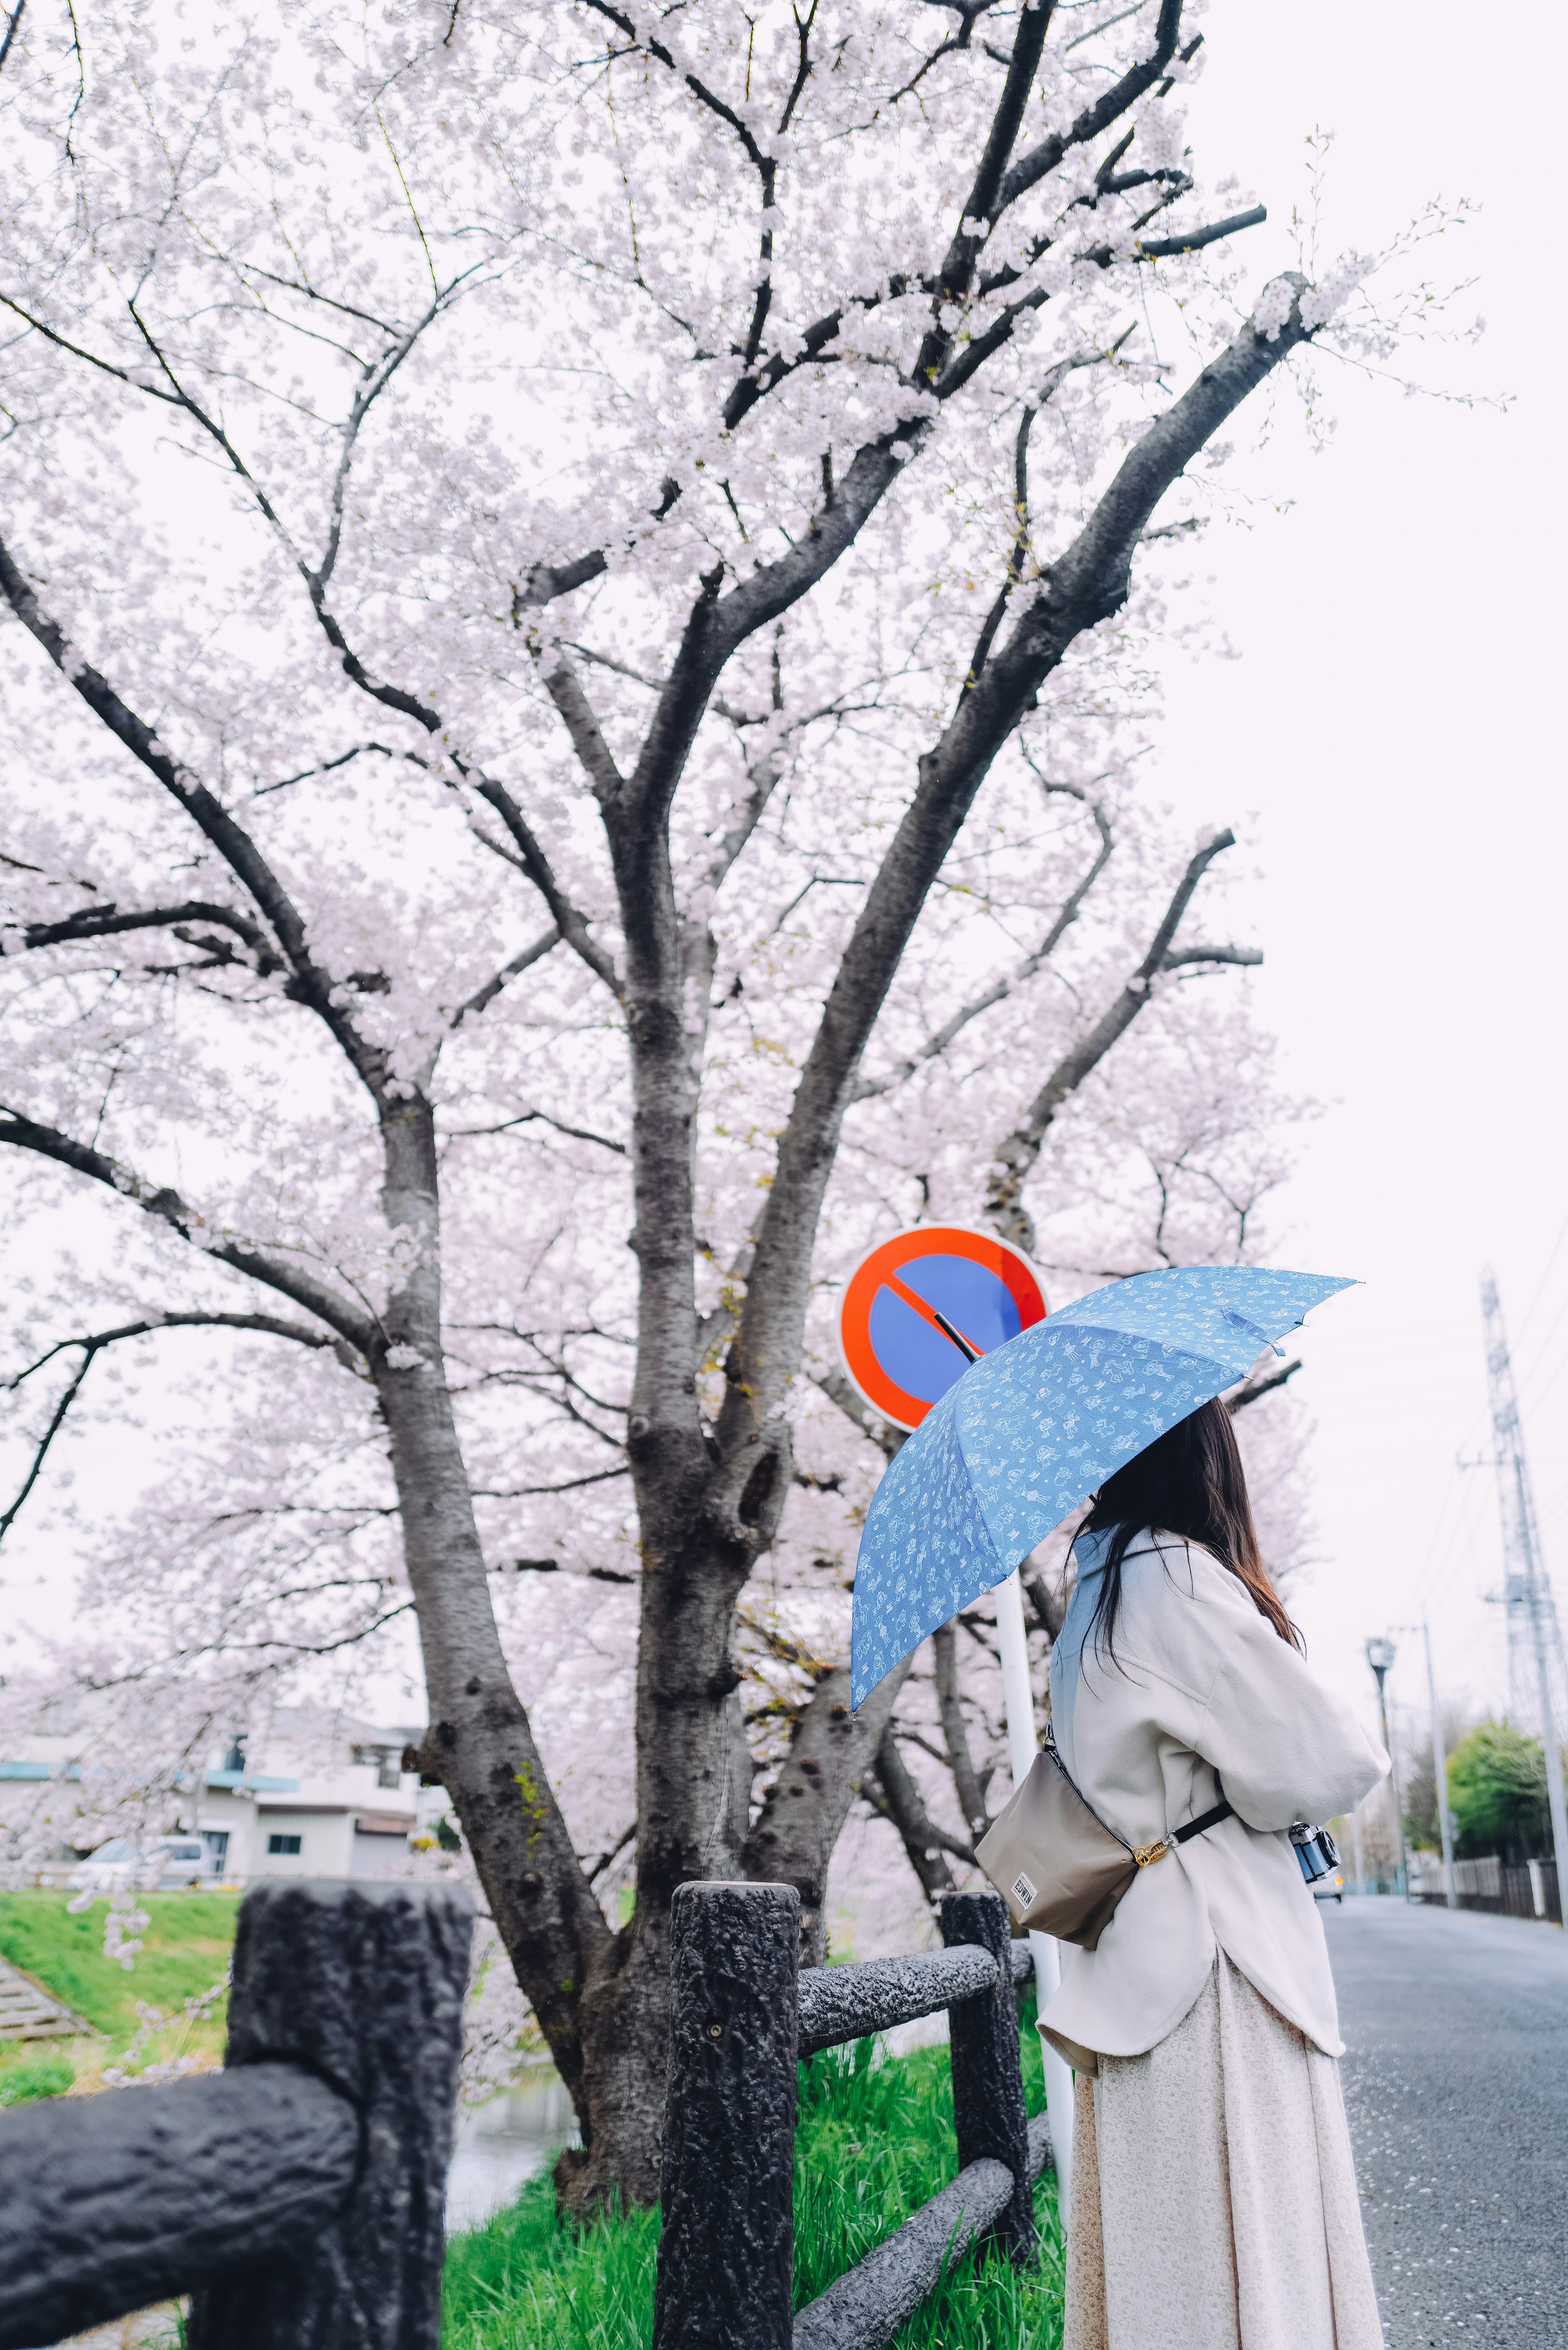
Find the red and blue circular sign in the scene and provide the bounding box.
[837,1225,1047,1431]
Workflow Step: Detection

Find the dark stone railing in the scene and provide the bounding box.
[0,1878,472,2350]
[796,1941,1003,2056]
[0,1873,1045,2350]
[652,1882,1051,2350]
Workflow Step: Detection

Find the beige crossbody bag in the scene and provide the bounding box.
[975,1722,1234,1952]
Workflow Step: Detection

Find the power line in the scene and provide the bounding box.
[1512,1205,1568,1355]
[1404,1469,1493,1625]
[1517,1331,1568,1425]
[1516,1295,1568,1404]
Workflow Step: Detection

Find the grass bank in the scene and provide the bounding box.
[0,1890,237,2100]
[442,2003,1063,2350]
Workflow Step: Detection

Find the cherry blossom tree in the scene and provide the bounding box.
[1,0,1389,2207]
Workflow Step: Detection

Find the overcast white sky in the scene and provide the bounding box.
[5,3,1564,1766]
[1152,1,1568,1744]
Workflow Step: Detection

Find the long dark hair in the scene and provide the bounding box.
[1078,1398,1298,1664]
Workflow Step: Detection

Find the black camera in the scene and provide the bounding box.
[1288,1819,1340,1884]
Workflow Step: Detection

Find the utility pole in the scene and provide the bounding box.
[1365,1636,1407,1898]
[1421,1621,1457,1909]
[1479,1270,1568,1922]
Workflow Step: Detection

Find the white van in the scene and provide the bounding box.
[65,1835,208,1892]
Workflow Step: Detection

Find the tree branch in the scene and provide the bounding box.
[0,1311,338,1545]
[542,659,628,805]
[958,398,1040,700]
[933,1620,990,1839]
[860,1728,968,1905]
[572,8,1080,731]
[391,0,1190,720]
[995,0,1185,217]
[812,1368,905,1463]
[0,1110,377,1350]
[931,0,1060,287]
[310,290,463,593]
[519,11,1208,895]
[701,634,789,895]
[1161,941,1262,972]
[521,549,611,608]
[722,279,1314,1443]
[1226,1357,1302,1415]
[0,539,389,1099]
[1021,1562,1068,1642]
[0,1345,93,1546]
[581,0,776,178]
[446,1106,626,1155]
[739,1652,915,1962]
[984,827,1245,1249]
[468,782,623,997]
[1082,203,1268,271]
[852,797,1114,1102]
[513,478,683,619]
[449,926,561,1029]
[585,1821,637,1886]
[39,431,612,1010]
[6,899,280,972]
[0,0,27,74]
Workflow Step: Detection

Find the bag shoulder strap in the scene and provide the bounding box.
[1043,1724,1235,1863]
[1040,1722,1136,1860]
[1173,1796,1235,1844]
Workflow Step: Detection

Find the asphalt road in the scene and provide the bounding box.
[1325,1897,1568,2348]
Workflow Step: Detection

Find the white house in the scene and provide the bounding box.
[1,1703,446,1884]
[191,1710,432,1883]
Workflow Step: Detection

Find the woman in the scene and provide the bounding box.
[1038,1398,1388,2350]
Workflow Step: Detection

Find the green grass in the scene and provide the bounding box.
[443,2190,661,2348]
[0,1890,238,2085]
[0,2051,76,2105]
[442,2002,1063,2350]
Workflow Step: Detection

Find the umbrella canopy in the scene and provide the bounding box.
[850,1264,1353,1709]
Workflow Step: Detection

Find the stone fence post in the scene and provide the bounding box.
[940,1888,1036,2263]
[189,1876,473,2350]
[651,1880,800,2350]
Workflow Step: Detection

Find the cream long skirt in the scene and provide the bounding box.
[1063,1953,1383,2350]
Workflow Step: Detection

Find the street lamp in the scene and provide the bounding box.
[1365,1637,1408,1900]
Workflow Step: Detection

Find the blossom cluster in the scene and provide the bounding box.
[0,0,1412,1975]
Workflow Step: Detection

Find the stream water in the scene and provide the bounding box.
[445,2067,579,2233]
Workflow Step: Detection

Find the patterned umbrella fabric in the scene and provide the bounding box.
[849,1264,1354,1709]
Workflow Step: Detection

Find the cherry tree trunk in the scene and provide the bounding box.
[558,1453,786,2205]
[372,1108,619,2166]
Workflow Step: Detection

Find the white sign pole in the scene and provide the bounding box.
[993,1567,1073,2224]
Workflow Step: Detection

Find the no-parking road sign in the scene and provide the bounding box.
[837,1225,1046,1432]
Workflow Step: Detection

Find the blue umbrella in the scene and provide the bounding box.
[850,1263,1354,1708]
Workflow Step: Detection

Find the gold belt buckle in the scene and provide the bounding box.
[1132,1837,1173,1868]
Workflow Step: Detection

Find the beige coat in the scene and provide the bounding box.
[1040,1529,1388,2067]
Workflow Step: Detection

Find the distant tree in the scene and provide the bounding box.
[1403,1750,1439,1853]
[1400,1700,1471,1852]
[1447,1721,1550,1862]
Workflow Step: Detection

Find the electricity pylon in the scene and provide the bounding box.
[1480,1269,1568,1907]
